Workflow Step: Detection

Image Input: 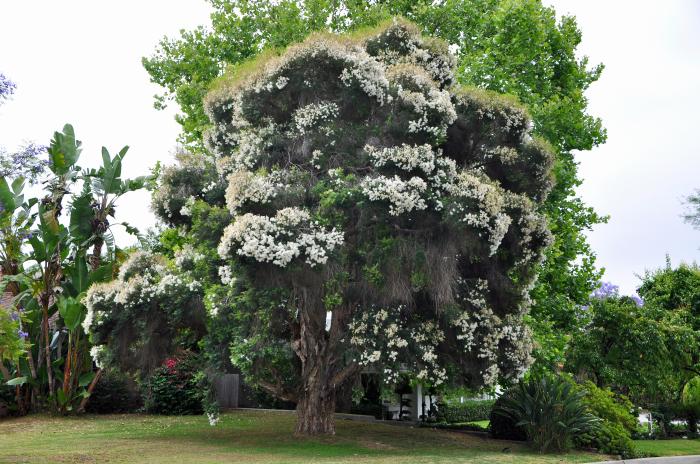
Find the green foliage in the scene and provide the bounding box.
[0,303,27,368]
[574,421,635,458]
[489,392,530,441]
[682,377,700,415]
[85,370,142,414]
[566,294,699,407]
[573,381,637,457]
[683,189,700,230]
[638,260,700,330]
[492,375,599,452]
[0,124,145,414]
[436,399,494,423]
[143,353,210,415]
[578,381,637,433]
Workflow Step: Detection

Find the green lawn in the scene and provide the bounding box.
[0,410,607,464]
[634,438,700,457]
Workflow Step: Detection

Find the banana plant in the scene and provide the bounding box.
[0,124,146,413]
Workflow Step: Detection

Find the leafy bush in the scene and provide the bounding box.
[492,376,599,452]
[578,381,637,432]
[573,381,638,457]
[575,420,635,457]
[437,400,495,423]
[682,377,700,433]
[143,353,210,415]
[85,370,142,414]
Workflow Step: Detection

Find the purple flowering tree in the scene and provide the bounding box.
[591,281,642,306]
[0,73,48,183]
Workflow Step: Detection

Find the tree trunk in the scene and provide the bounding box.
[295,374,337,435]
[77,368,102,413]
[291,284,338,435]
[41,299,54,398]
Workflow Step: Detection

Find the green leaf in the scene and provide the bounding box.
[11,176,25,195]
[74,255,90,294]
[6,376,27,386]
[56,388,68,406]
[0,176,16,214]
[47,124,82,175]
[78,371,96,387]
[69,184,95,245]
[89,262,116,285]
[58,296,85,331]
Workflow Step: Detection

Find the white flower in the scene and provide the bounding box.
[361,175,428,215]
[218,208,344,267]
[90,345,105,370]
[207,412,220,427]
[292,101,339,134]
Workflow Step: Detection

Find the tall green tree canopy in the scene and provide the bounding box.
[143,0,607,343]
[153,19,554,435]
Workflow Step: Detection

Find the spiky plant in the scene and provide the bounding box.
[493,376,600,452]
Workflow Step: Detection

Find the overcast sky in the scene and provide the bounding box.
[1,1,698,295]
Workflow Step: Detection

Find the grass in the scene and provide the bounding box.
[634,438,700,457]
[466,420,490,428]
[0,410,608,464]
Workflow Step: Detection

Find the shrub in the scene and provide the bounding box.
[143,353,211,415]
[573,381,638,457]
[492,376,599,452]
[437,399,495,423]
[575,421,635,458]
[85,370,142,414]
[683,377,700,433]
[578,381,637,432]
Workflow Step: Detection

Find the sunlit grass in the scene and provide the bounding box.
[0,410,608,464]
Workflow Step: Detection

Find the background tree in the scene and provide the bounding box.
[153,20,554,435]
[566,279,700,436]
[143,0,608,367]
[683,190,700,230]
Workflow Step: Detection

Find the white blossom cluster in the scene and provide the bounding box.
[348,306,446,386]
[218,207,344,267]
[444,173,512,255]
[447,278,532,386]
[292,101,339,135]
[370,21,456,86]
[218,265,235,286]
[225,170,281,213]
[361,175,428,216]
[89,345,105,370]
[83,252,202,334]
[174,244,205,269]
[365,143,436,174]
[395,78,456,138]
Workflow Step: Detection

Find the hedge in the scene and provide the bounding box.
[437,399,495,423]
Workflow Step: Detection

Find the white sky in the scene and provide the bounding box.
[1,1,699,295]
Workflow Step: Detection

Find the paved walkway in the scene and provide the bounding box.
[593,456,700,464]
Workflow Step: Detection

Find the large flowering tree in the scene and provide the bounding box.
[154,20,553,434]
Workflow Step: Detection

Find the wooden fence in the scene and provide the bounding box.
[213,373,240,409]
